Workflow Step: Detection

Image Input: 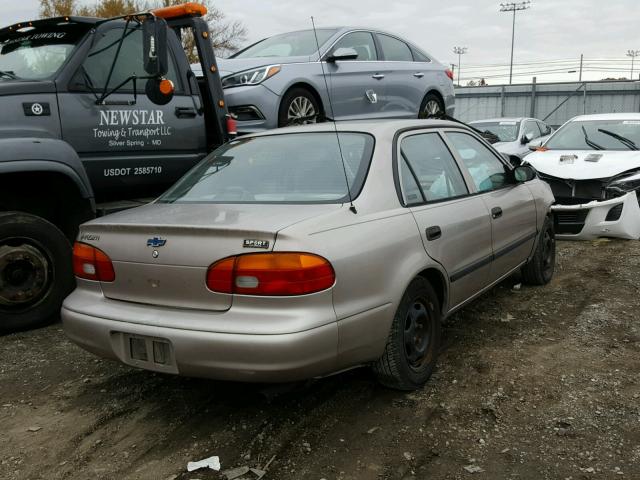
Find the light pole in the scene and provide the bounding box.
[500,1,531,84]
[453,47,467,86]
[627,50,640,80]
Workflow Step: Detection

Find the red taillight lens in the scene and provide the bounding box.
[206,253,335,296]
[72,242,115,282]
[226,114,237,137]
[445,69,454,81]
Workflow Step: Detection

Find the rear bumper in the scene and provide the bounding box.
[552,192,640,240]
[62,306,338,382]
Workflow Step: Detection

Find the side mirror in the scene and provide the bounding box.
[145,77,174,105]
[326,47,358,63]
[521,133,533,145]
[528,138,544,151]
[502,152,521,167]
[143,16,169,77]
[514,165,536,182]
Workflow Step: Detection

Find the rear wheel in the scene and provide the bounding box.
[373,277,441,390]
[418,93,445,119]
[522,215,555,285]
[0,212,74,333]
[278,88,322,127]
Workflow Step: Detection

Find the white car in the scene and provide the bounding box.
[470,117,553,160]
[526,113,640,240]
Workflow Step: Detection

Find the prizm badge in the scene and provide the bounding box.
[243,239,270,249]
[147,237,167,247]
[585,153,603,162]
[80,233,100,242]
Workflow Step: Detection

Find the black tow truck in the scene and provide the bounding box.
[0,2,234,331]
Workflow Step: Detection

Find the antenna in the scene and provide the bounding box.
[310,17,357,214]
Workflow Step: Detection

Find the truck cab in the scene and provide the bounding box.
[0,3,229,331]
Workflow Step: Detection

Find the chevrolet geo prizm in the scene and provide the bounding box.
[62,119,555,390]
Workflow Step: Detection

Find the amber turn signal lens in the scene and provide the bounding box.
[151,2,207,19]
[206,253,335,296]
[159,79,174,96]
[72,242,115,282]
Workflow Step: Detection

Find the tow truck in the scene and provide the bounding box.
[0,3,235,331]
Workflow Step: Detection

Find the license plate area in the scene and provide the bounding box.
[120,334,178,373]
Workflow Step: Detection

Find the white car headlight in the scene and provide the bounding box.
[222,65,281,88]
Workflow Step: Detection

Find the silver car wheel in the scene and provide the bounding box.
[287,96,317,125]
[423,100,441,117]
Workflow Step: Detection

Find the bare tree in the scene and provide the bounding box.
[39,0,247,60]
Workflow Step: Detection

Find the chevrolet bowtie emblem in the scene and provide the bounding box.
[147,237,167,247]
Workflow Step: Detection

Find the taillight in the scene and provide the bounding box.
[206,253,335,296]
[72,242,115,282]
[445,69,454,81]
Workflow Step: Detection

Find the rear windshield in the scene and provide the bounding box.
[231,29,337,58]
[471,121,520,142]
[0,24,87,80]
[158,132,374,204]
[545,119,640,151]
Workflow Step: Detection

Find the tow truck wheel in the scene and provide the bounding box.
[0,212,74,333]
[278,88,322,127]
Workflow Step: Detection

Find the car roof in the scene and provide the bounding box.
[239,119,472,140]
[569,113,640,122]
[470,117,529,123]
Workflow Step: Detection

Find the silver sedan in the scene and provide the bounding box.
[62,119,555,390]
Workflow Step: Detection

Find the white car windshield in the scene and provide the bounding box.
[159,132,374,204]
[545,119,640,151]
[471,121,520,142]
[231,29,337,58]
[0,25,86,80]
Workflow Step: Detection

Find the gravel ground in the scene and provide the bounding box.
[1,240,639,480]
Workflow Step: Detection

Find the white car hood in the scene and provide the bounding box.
[526,150,640,179]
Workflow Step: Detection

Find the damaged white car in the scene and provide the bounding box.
[526,114,640,240]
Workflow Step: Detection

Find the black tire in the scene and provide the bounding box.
[522,215,556,286]
[278,88,322,127]
[373,277,441,390]
[0,212,74,333]
[418,92,445,119]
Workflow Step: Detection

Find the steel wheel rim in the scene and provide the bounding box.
[404,299,432,370]
[287,96,317,125]
[0,237,52,311]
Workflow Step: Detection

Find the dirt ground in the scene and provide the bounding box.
[1,240,639,480]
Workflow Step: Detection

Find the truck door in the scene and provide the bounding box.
[397,130,494,310]
[57,23,207,198]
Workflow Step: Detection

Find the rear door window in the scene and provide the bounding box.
[331,31,377,61]
[399,132,469,205]
[377,34,413,62]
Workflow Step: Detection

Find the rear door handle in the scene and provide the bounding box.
[175,107,197,118]
[426,226,442,241]
[372,74,385,80]
[491,207,503,219]
[413,72,425,78]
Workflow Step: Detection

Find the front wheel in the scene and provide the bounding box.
[278,88,322,127]
[373,277,441,390]
[418,93,445,119]
[0,212,74,333]
[521,215,556,285]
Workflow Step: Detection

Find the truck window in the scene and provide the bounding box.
[81,27,179,92]
[0,25,87,80]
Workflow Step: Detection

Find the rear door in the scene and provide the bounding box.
[325,31,384,120]
[444,131,538,282]
[375,33,424,118]
[58,23,207,197]
[397,130,493,309]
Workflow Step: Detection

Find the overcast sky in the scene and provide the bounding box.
[4,0,640,84]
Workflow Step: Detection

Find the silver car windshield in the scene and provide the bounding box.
[231,29,337,58]
[0,26,87,80]
[545,119,640,151]
[159,132,374,204]
[471,121,520,142]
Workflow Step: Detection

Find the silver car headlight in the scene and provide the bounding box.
[221,65,281,88]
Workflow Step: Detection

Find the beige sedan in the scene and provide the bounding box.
[62,120,555,390]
